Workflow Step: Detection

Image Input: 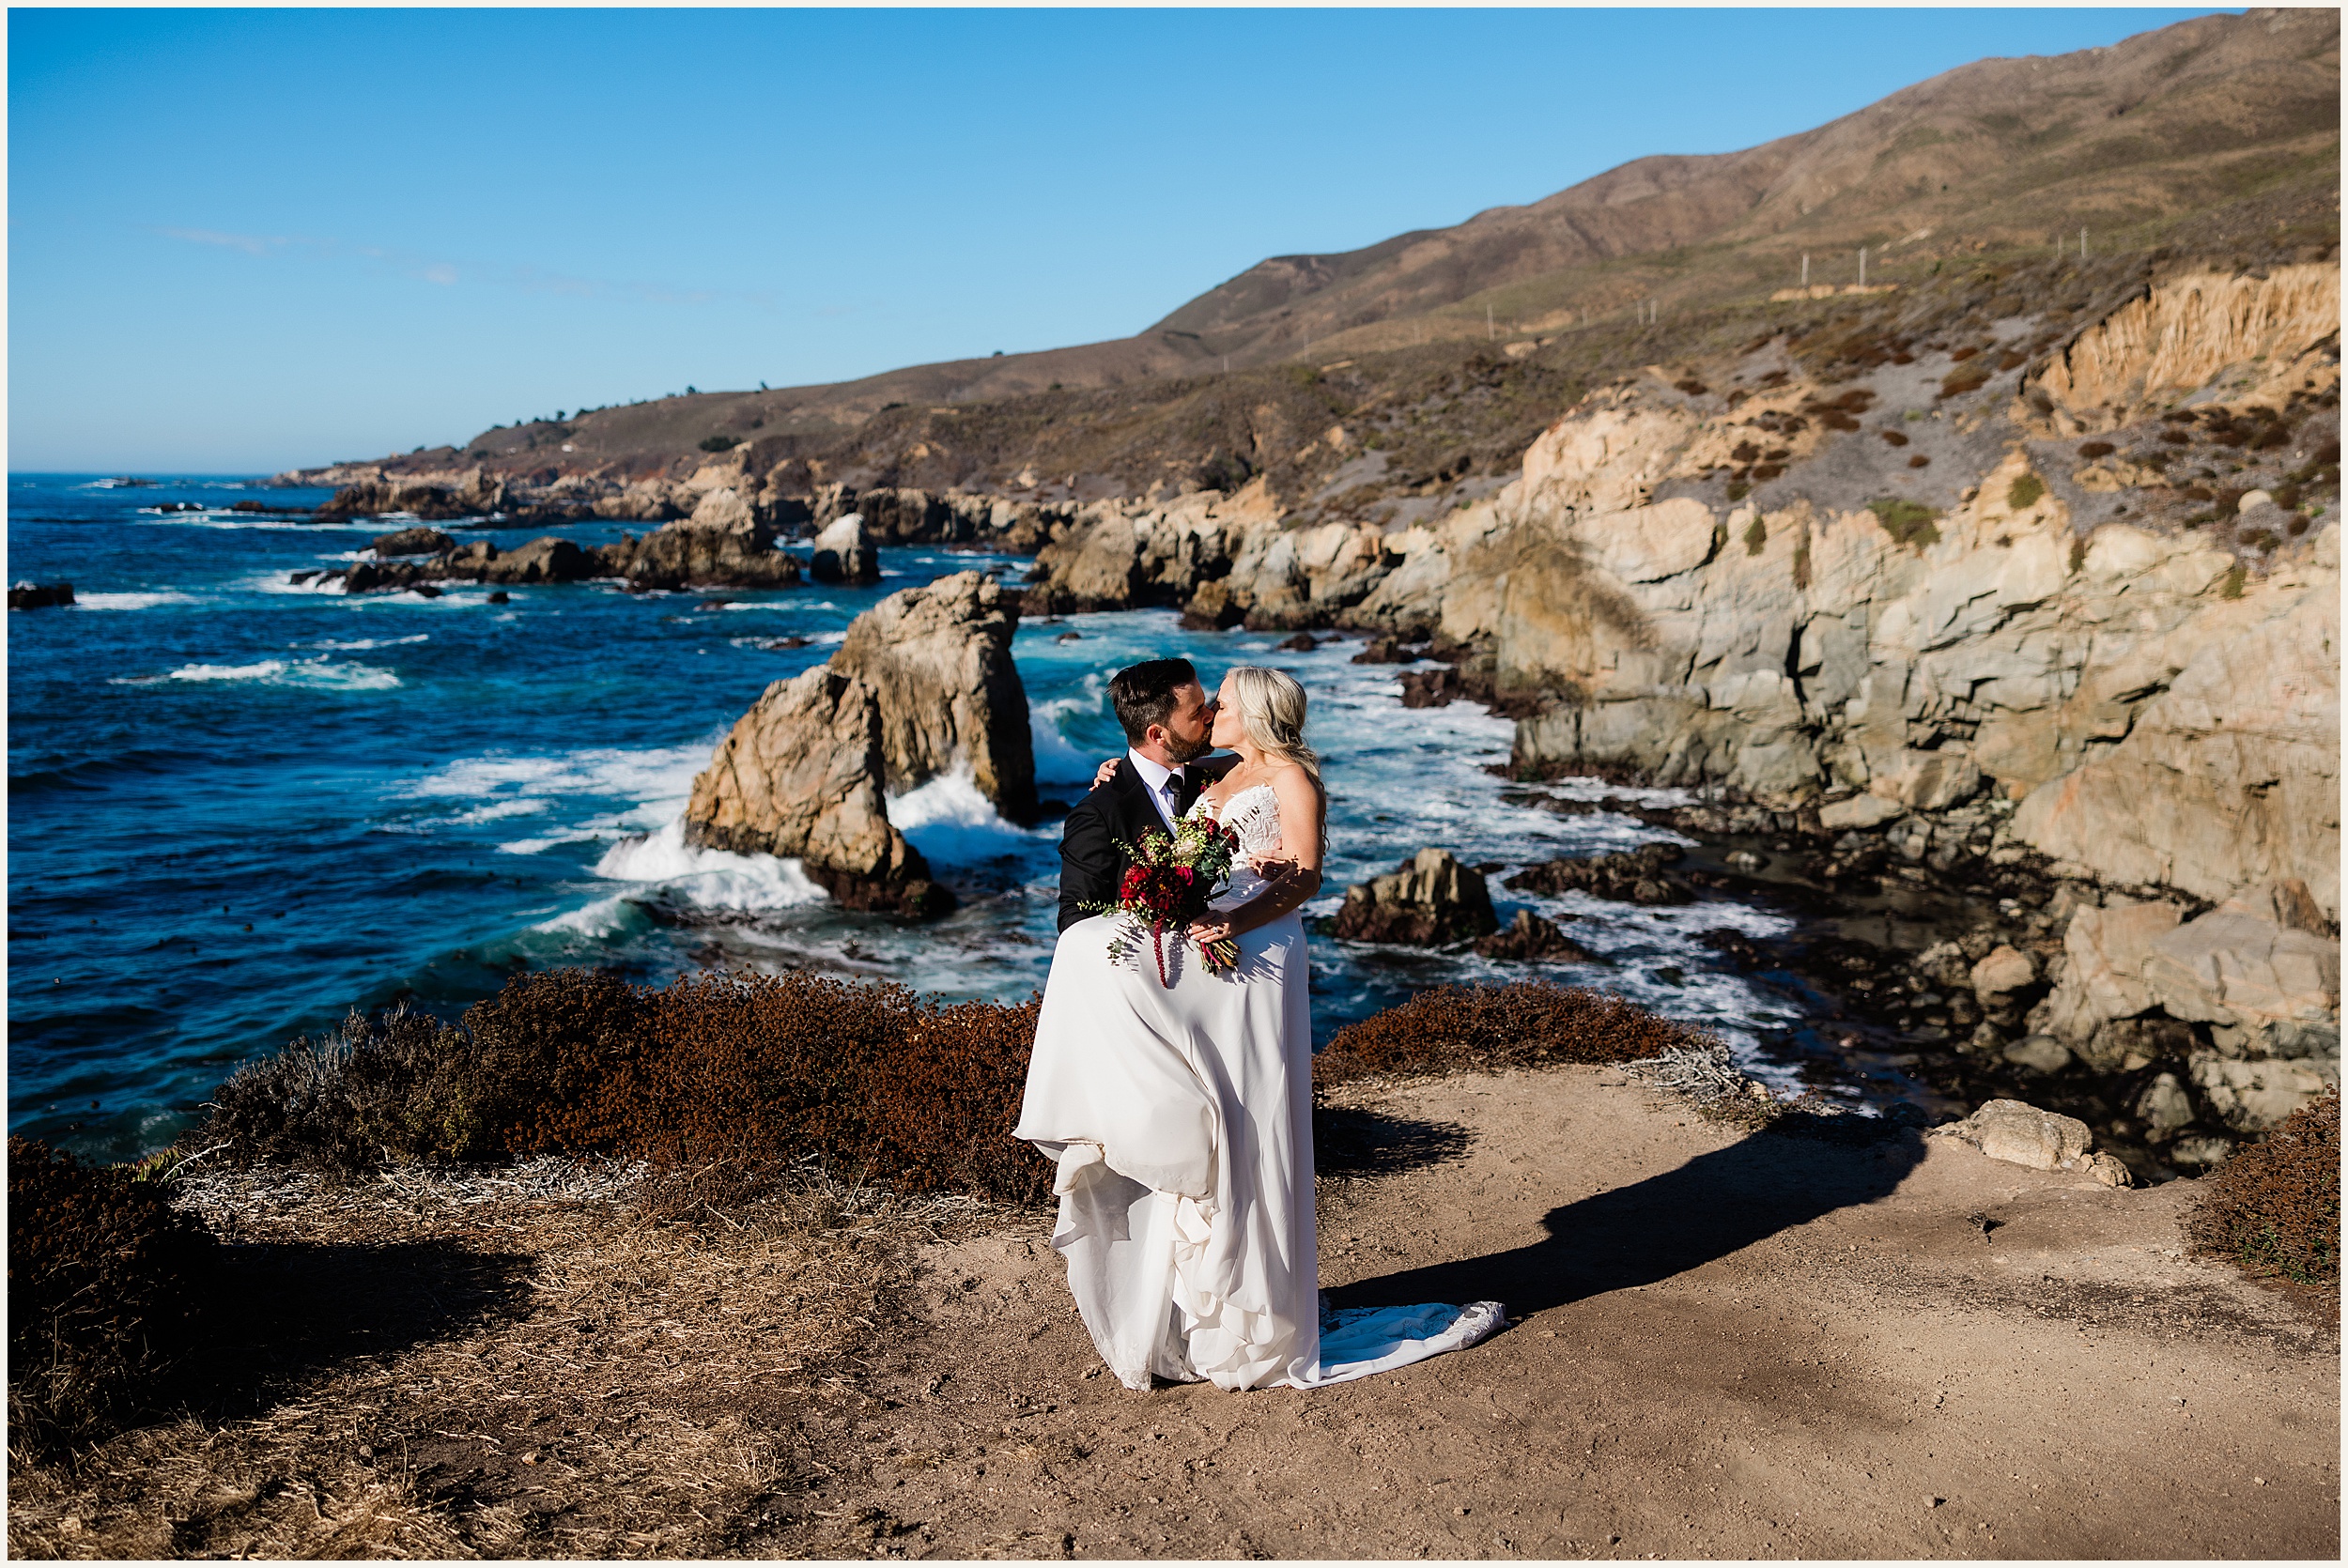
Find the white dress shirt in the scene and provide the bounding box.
[1127,747,1187,834]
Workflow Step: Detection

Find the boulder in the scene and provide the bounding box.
[1970,945,2037,1005]
[681,666,948,916]
[481,536,594,585]
[1819,793,1903,831]
[1474,910,1597,962]
[8,582,74,610]
[2002,1036,2073,1075]
[831,571,1037,823]
[1332,850,1499,945]
[2134,1072,2197,1142]
[811,514,878,585]
[2188,1052,2342,1134]
[2030,898,2184,1044]
[2077,1013,2196,1073]
[372,527,456,558]
[687,485,760,533]
[2142,894,2341,1055]
[1933,1099,2124,1183]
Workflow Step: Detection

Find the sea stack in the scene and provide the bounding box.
[681,570,1035,915]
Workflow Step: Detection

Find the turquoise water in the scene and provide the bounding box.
[8,474,1804,1160]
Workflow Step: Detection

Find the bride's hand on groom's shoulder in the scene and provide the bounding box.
[1091,757,1120,789]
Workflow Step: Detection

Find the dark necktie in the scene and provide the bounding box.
[1160,772,1183,825]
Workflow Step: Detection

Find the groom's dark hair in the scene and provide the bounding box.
[1109,657,1199,744]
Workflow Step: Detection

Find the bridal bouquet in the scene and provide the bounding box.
[1087,818,1244,986]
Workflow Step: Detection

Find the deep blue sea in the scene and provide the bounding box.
[8,474,1812,1160]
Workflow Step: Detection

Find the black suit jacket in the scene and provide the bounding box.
[1058,753,1237,933]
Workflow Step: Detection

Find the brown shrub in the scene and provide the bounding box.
[2186,1093,2339,1285]
[1938,361,1991,399]
[8,1139,219,1455]
[1315,983,1701,1090]
[200,970,1055,1207]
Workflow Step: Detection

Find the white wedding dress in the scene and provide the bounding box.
[1015,783,1504,1390]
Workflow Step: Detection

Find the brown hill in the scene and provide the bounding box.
[290,8,2337,487]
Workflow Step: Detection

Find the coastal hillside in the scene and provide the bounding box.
[279,8,2339,494]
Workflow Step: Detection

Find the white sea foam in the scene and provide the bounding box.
[118,656,398,690]
[449,798,550,825]
[76,592,199,611]
[591,818,828,910]
[533,895,644,937]
[889,768,1043,864]
[313,634,430,651]
[405,743,710,805]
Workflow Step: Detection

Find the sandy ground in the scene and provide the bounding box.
[10,1069,2336,1560]
[772,1068,2340,1560]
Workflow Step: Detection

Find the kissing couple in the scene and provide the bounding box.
[1014,655,1502,1391]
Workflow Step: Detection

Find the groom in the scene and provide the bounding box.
[1058,657,1236,933]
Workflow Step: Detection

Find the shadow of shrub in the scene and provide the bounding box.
[8,1138,220,1457]
[2186,1092,2339,1285]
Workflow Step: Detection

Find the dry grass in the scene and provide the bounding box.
[6,1160,1001,1560]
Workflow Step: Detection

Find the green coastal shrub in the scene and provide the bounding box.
[8,1138,218,1454]
[2186,1093,2339,1285]
[2005,472,2046,511]
[698,434,741,453]
[1868,497,1940,548]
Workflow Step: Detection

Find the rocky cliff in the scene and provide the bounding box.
[680,571,1035,914]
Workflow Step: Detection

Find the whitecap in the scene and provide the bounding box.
[590,818,828,911]
[312,634,430,651]
[165,660,288,682]
[890,767,1043,863]
[406,742,710,805]
[75,592,199,611]
[137,656,400,690]
[533,895,646,937]
[449,798,550,825]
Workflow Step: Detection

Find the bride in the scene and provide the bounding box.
[1015,664,1501,1391]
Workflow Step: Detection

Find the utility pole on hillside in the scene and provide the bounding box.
[1487,305,1494,341]
[2079,227,2088,261]
[1800,254,1810,288]
[1858,246,1866,287]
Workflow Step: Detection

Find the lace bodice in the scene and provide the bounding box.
[1190,783,1282,910]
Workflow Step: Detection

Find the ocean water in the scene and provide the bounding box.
[8,473,1815,1161]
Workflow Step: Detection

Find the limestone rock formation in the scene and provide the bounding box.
[318,467,509,520]
[811,515,877,584]
[1331,849,1499,945]
[681,667,946,915]
[1932,1099,2132,1186]
[833,571,1037,822]
[680,568,1037,915]
[596,517,802,592]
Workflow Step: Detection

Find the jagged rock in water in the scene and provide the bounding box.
[811,514,877,585]
[1332,849,1498,945]
[481,536,595,585]
[1506,843,1692,905]
[1474,910,1596,962]
[597,519,801,592]
[682,666,948,917]
[1398,669,1459,708]
[372,527,456,558]
[318,467,508,520]
[8,582,73,610]
[831,570,1036,823]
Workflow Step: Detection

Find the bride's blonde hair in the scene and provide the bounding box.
[1222,666,1325,849]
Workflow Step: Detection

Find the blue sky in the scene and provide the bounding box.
[10,8,2230,473]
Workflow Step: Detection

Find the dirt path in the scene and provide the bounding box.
[777,1068,2338,1560]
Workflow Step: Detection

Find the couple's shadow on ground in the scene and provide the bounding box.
[1321,1108,1928,1316]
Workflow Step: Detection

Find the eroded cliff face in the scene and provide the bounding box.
[680,571,1035,915]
